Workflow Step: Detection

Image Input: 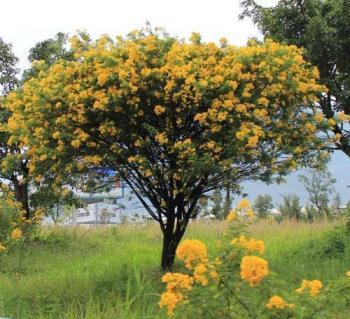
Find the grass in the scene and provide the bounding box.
[0,219,348,318]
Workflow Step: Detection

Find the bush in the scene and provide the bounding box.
[159,200,350,318]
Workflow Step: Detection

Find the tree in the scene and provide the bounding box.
[279,194,303,222]
[240,0,350,157]
[0,38,19,94]
[0,34,73,219]
[7,29,325,269]
[299,167,336,219]
[0,38,32,217]
[253,194,273,219]
[210,189,223,219]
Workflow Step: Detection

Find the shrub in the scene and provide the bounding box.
[159,200,350,318]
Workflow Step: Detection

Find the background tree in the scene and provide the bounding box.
[209,189,223,219]
[279,194,303,222]
[0,33,72,219]
[0,38,31,217]
[253,194,273,219]
[299,168,336,219]
[7,30,325,269]
[240,0,350,157]
[332,192,342,215]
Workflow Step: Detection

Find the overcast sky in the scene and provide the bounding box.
[1,0,349,204]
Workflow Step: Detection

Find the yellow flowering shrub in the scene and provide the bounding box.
[176,239,208,270]
[0,188,32,256]
[159,199,350,318]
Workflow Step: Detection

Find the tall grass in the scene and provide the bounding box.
[0,219,347,318]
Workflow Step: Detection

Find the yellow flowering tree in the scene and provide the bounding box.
[0,34,74,220]
[6,29,325,269]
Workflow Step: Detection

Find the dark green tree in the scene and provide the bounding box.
[240,0,350,156]
[23,32,73,81]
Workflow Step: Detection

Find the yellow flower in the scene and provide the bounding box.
[226,209,237,222]
[193,263,209,286]
[231,236,265,255]
[346,271,350,278]
[11,228,23,240]
[296,279,323,296]
[159,291,183,317]
[266,295,294,310]
[161,273,194,291]
[154,105,166,115]
[71,139,81,148]
[328,118,336,127]
[160,273,193,316]
[314,113,324,122]
[247,135,259,148]
[237,198,250,210]
[155,132,168,145]
[176,239,208,270]
[240,255,269,287]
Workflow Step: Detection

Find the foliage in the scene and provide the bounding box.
[240,0,350,157]
[253,194,273,219]
[299,167,336,219]
[0,38,19,94]
[159,201,350,318]
[307,227,347,260]
[6,28,325,268]
[23,32,73,81]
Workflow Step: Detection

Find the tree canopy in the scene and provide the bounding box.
[0,33,73,219]
[240,0,350,156]
[6,30,325,268]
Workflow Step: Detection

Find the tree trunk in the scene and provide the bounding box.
[12,179,31,219]
[160,223,186,271]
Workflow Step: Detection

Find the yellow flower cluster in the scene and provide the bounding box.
[226,209,237,222]
[240,255,269,287]
[176,239,208,270]
[159,273,194,316]
[236,199,255,217]
[193,263,209,286]
[231,236,265,255]
[154,105,166,115]
[11,228,23,240]
[266,295,294,310]
[296,279,323,296]
[237,198,250,209]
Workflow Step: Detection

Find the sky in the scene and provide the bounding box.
[1,0,349,206]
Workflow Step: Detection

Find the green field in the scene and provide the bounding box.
[0,220,349,319]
